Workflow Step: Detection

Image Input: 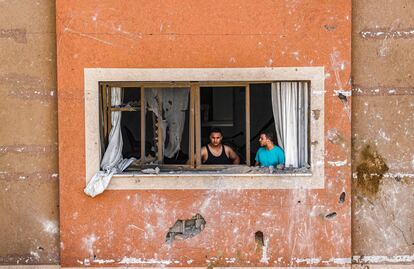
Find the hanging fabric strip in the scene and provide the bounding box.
[85,87,135,197]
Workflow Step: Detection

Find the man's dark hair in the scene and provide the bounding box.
[261,130,275,143]
[209,127,223,136]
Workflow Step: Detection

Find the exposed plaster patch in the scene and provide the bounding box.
[259,237,270,264]
[42,220,59,234]
[165,213,206,243]
[0,145,57,154]
[360,27,414,39]
[0,73,43,87]
[353,255,414,263]
[93,259,115,264]
[8,88,56,100]
[294,257,321,264]
[29,251,40,261]
[0,171,58,181]
[334,90,352,97]
[328,160,347,167]
[353,86,414,96]
[225,257,236,263]
[322,257,352,264]
[119,257,172,265]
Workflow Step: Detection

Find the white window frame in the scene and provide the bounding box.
[84,67,325,190]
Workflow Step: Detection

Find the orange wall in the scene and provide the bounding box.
[56,0,351,267]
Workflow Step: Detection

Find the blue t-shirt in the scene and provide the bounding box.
[255,146,285,167]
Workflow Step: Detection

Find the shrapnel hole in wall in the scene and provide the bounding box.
[255,231,264,248]
[339,192,346,203]
[165,213,206,244]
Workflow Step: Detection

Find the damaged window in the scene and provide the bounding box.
[99,81,310,174]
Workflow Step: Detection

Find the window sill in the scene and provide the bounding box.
[107,171,323,190]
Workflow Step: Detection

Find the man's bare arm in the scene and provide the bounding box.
[200,146,208,163]
[225,146,240,164]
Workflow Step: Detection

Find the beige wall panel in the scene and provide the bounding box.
[0,154,57,177]
[352,96,414,174]
[0,180,59,264]
[352,96,414,257]
[0,98,57,145]
[0,35,56,83]
[352,0,414,263]
[0,1,55,33]
[353,0,414,29]
[0,0,58,265]
[352,40,414,87]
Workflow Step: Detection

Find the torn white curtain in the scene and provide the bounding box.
[271,82,309,168]
[146,88,189,158]
[84,87,135,197]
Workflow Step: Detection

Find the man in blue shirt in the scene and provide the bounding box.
[255,131,285,167]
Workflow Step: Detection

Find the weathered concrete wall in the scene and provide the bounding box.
[0,0,59,265]
[56,0,351,267]
[352,0,414,265]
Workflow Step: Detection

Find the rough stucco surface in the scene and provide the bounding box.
[56,0,351,267]
[352,0,414,265]
[3,0,413,267]
[0,0,59,265]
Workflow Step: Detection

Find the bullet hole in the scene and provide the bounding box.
[339,192,346,203]
[338,93,348,103]
[166,213,206,244]
[324,24,336,31]
[325,212,337,219]
[394,176,402,182]
[93,254,97,260]
[297,200,302,204]
[37,246,44,251]
[255,231,264,247]
[338,92,348,102]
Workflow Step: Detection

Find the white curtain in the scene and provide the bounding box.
[84,87,135,197]
[146,88,189,158]
[271,82,308,168]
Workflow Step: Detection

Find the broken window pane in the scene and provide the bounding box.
[145,88,190,165]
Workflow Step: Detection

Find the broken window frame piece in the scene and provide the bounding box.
[100,81,310,171]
